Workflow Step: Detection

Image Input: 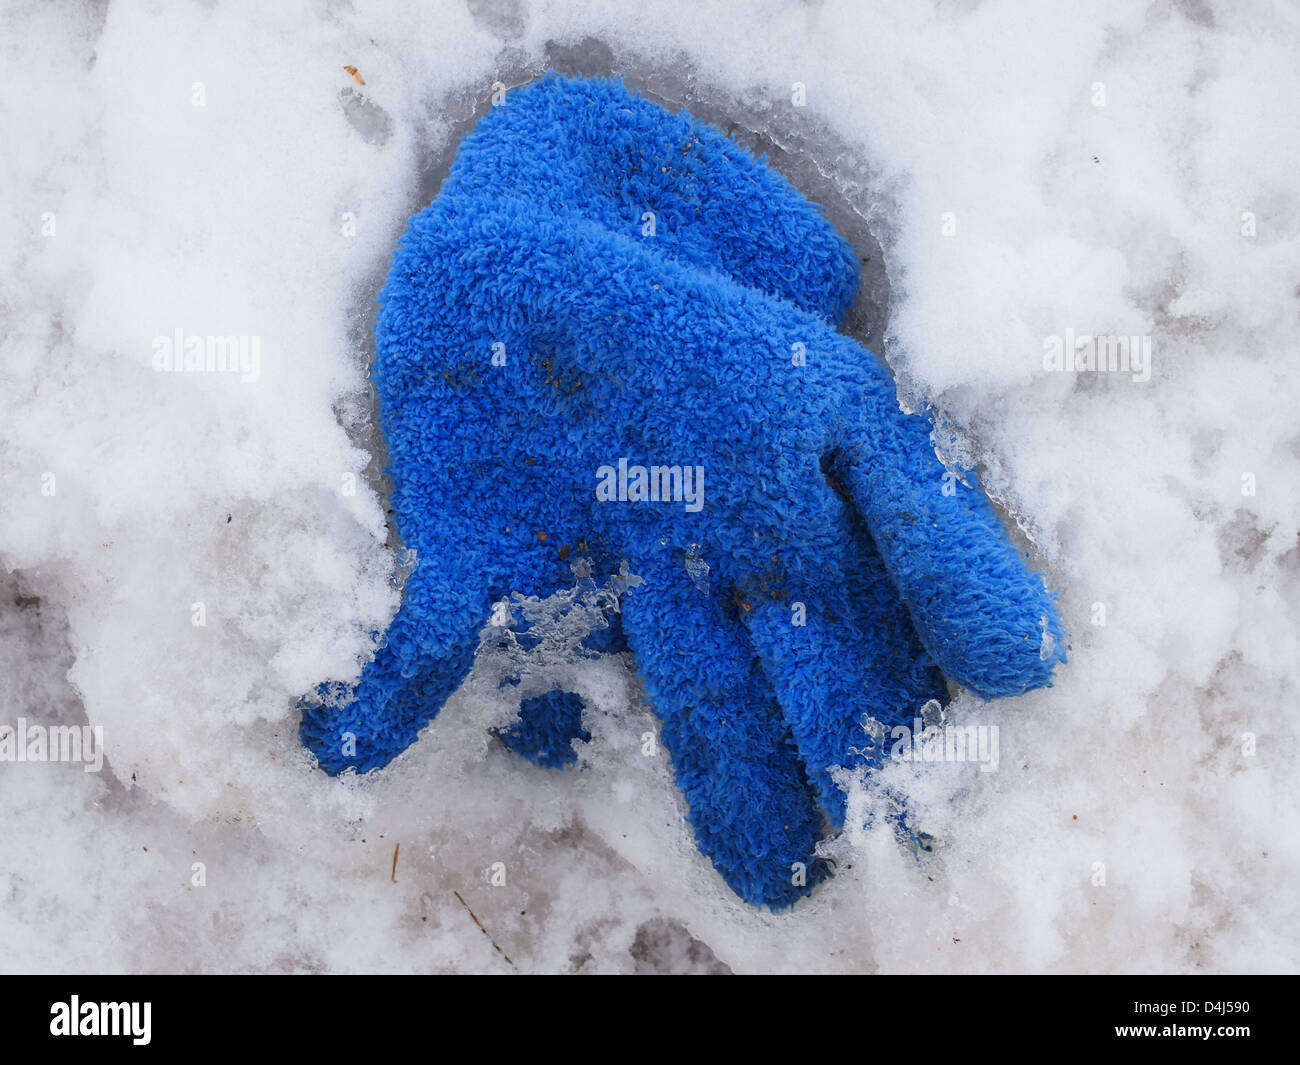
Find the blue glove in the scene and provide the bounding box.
[300,74,1066,908]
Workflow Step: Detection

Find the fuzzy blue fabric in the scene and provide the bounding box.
[300,73,1066,909]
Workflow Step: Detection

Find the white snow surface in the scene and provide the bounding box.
[1,0,1298,973]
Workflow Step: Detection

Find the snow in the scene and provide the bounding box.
[1,0,1297,973]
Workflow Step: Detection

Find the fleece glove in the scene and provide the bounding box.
[300,74,1066,908]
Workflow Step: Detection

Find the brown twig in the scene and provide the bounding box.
[391,842,399,883]
[453,890,516,969]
